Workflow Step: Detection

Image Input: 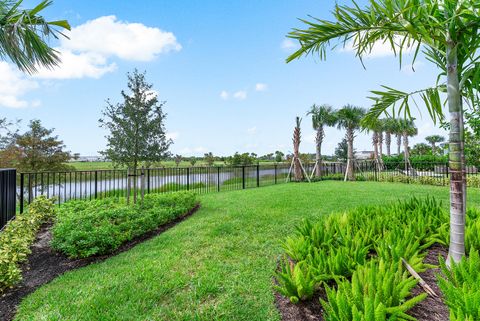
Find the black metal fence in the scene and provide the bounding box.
[0,169,16,230]
[17,164,292,212]
[3,160,479,228]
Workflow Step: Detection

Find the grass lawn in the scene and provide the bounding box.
[15,181,480,321]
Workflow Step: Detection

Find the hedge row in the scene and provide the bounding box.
[51,191,198,258]
[0,196,56,293]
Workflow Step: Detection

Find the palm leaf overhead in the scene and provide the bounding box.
[0,0,70,73]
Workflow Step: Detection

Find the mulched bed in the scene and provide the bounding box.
[0,204,200,321]
[274,244,449,321]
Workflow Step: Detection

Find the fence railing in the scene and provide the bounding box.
[17,164,292,213]
[0,169,16,230]
[3,160,479,229]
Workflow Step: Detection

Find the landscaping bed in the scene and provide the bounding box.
[0,192,199,321]
[274,197,480,321]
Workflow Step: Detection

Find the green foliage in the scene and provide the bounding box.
[438,250,480,321]
[0,196,56,293]
[99,70,172,171]
[322,259,427,321]
[14,119,73,172]
[0,0,70,74]
[276,259,316,304]
[51,191,197,258]
[226,152,256,166]
[382,155,448,170]
[276,197,448,319]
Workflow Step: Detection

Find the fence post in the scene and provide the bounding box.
[147,168,150,193]
[274,164,277,184]
[94,170,98,199]
[446,162,449,179]
[242,166,246,189]
[20,172,24,214]
[187,167,190,191]
[256,164,260,187]
[217,167,220,192]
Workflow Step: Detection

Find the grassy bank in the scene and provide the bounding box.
[15,182,480,320]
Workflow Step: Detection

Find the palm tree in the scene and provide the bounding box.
[398,119,418,171]
[292,117,303,181]
[425,135,445,155]
[286,0,480,263]
[0,1,70,73]
[336,105,366,181]
[362,117,382,170]
[382,118,398,157]
[307,104,337,178]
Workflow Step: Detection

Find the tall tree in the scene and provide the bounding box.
[425,135,445,155]
[0,0,70,73]
[292,117,303,181]
[286,0,480,263]
[398,119,418,171]
[99,70,172,172]
[204,152,215,166]
[15,119,71,172]
[383,118,400,157]
[334,138,349,161]
[307,104,337,177]
[336,105,366,181]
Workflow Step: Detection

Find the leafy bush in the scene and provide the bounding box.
[0,196,56,293]
[438,250,480,321]
[382,155,448,170]
[322,259,427,321]
[276,197,449,319]
[52,191,197,258]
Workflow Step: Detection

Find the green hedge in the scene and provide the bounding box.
[0,196,56,293]
[51,191,198,258]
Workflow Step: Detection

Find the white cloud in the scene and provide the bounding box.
[61,15,181,61]
[255,83,268,92]
[281,39,298,52]
[35,15,181,80]
[233,90,247,100]
[247,127,257,135]
[0,62,39,108]
[166,132,179,140]
[34,50,117,79]
[220,90,229,100]
[341,36,414,58]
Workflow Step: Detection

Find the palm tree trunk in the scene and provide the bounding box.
[396,134,401,155]
[315,126,324,177]
[372,132,379,170]
[385,132,391,156]
[378,131,384,169]
[431,143,436,155]
[346,128,355,181]
[403,133,409,171]
[446,41,466,265]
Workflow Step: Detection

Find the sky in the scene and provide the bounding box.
[1,0,447,157]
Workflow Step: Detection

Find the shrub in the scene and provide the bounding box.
[321,259,427,321]
[275,197,448,318]
[0,196,56,293]
[51,191,198,258]
[438,250,480,321]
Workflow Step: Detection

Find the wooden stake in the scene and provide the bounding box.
[401,258,438,297]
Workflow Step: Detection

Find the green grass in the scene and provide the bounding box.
[15,182,480,321]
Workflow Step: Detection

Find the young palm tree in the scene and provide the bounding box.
[286,0,480,263]
[398,119,418,171]
[0,0,70,73]
[336,105,366,181]
[382,118,397,157]
[362,117,382,170]
[292,117,303,181]
[307,104,337,178]
[425,135,445,155]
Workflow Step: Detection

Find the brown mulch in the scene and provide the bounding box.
[408,244,449,321]
[274,244,449,321]
[0,204,200,321]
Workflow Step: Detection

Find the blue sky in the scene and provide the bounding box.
[1,0,446,157]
